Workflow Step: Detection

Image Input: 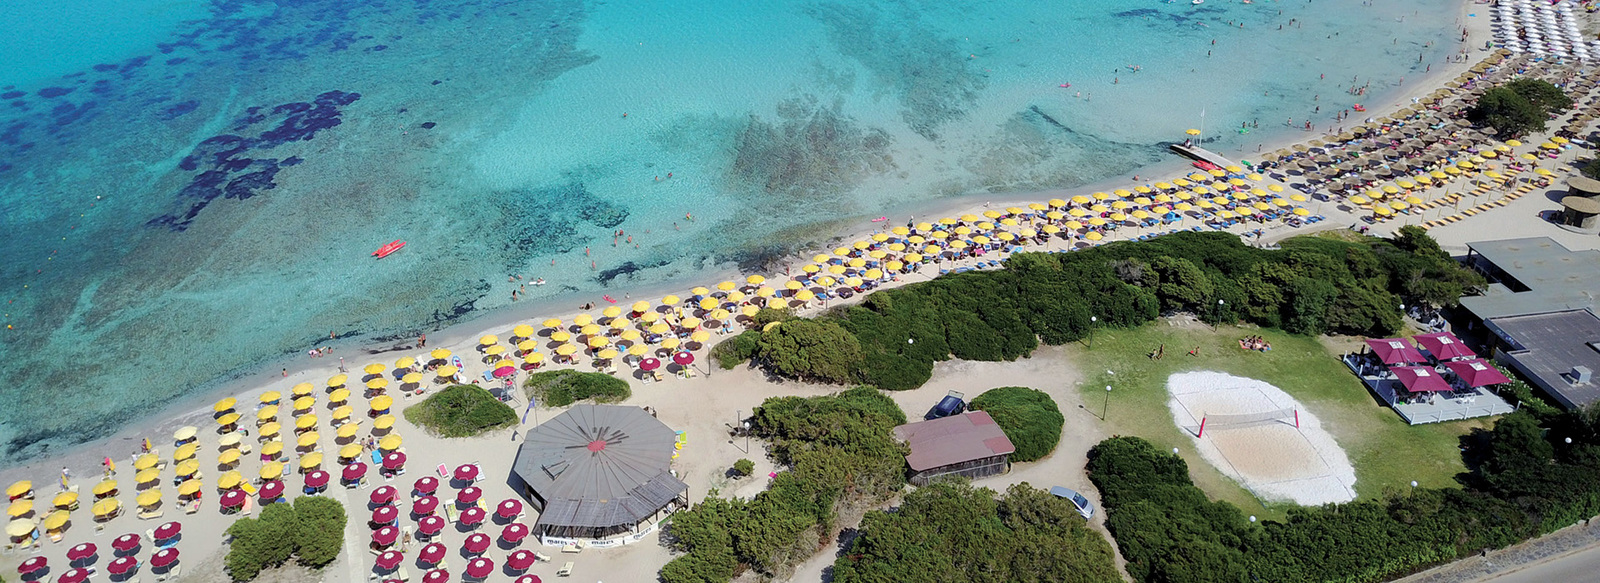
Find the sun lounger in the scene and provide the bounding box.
[138,509,165,521]
[561,542,583,553]
[557,561,575,576]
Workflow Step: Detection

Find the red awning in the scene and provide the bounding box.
[1392,366,1453,393]
[1365,338,1426,365]
[1412,332,1476,361]
[1446,359,1512,387]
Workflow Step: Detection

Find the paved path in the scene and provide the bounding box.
[1395,520,1600,583]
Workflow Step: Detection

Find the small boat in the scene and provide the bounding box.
[1192,0,1203,4]
[372,240,406,258]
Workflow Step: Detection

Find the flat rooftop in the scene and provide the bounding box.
[1463,237,1600,320]
[1486,310,1600,409]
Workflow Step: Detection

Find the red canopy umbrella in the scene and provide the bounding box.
[1413,332,1476,361]
[1392,366,1453,393]
[18,557,47,575]
[150,548,180,568]
[372,526,400,546]
[639,358,661,371]
[153,521,182,541]
[422,569,450,583]
[371,506,399,525]
[220,489,248,508]
[374,550,405,571]
[457,487,482,504]
[464,558,495,579]
[382,452,406,470]
[506,549,537,571]
[105,557,138,576]
[501,523,529,544]
[453,464,479,482]
[514,575,543,583]
[417,515,446,536]
[673,351,694,365]
[305,470,331,489]
[66,543,97,562]
[1365,338,1425,365]
[412,477,439,495]
[369,485,398,506]
[418,543,447,566]
[343,463,369,482]
[493,366,517,379]
[462,533,491,554]
[111,533,141,552]
[1446,359,1512,387]
[55,569,88,583]
[412,495,439,515]
[459,507,486,526]
[259,480,285,501]
[496,499,522,518]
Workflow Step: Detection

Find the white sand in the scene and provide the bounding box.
[1167,371,1357,506]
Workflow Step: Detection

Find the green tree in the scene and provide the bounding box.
[522,370,631,406]
[733,458,755,477]
[1142,256,1214,311]
[402,384,517,437]
[709,330,762,370]
[1584,158,1600,181]
[756,319,862,384]
[1469,87,1546,138]
[1505,78,1573,114]
[291,496,346,568]
[968,387,1065,462]
[224,504,298,581]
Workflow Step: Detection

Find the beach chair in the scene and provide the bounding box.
[557,561,575,577]
[138,508,165,521]
[561,541,583,553]
[435,464,448,478]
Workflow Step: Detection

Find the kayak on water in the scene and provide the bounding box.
[372,240,406,258]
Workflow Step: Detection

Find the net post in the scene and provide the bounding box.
[1197,416,1206,438]
[1294,410,1300,428]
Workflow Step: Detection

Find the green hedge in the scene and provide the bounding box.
[1086,407,1600,583]
[402,384,517,438]
[224,496,347,581]
[968,387,1064,462]
[522,369,631,407]
[833,480,1120,583]
[730,229,1480,391]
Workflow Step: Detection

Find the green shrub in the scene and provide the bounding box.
[709,330,761,370]
[733,459,755,477]
[756,319,862,384]
[223,495,347,581]
[968,387,1064,462]
[291,496,346,568]
[402,384,517,438]
[522,370,631,407]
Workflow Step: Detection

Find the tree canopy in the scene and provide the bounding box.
[402,384,517,438]
[1469,86,1547,138]
[968,387,1065,462]
[224,496,346,581]
[522,369,630,407]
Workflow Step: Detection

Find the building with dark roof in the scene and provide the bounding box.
[510,405,688,543]
[1462,237,1600,321]
[892,411,1015,486]
[1484,310,1600,410]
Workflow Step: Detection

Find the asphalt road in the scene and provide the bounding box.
[1471,543,1600,583]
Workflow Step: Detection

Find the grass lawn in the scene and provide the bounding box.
[1064,320,1491,519]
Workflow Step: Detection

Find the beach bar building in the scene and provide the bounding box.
[510,405,688,547]
[1342,335,1515,424]
[892,411,1015,486]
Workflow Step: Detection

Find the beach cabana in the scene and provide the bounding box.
[1412,332,1476,361]
[1391,366,1453,393]
[1445,359,1512,388]
[1364,338,1426,365]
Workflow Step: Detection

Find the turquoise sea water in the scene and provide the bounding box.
[0,0,1459,463]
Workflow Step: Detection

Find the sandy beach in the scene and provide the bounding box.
[12,1,1597,581]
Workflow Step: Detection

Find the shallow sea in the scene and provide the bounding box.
[0,0,1460,464]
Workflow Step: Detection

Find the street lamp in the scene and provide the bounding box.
[1102,385,1112,420]
[1088,316,1098,349]
[1210,299,1225,330]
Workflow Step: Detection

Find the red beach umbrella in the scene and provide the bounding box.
[457,487,482,504]
[18,557,47,575]
[501,523,529,544]
[369,485,397,506]
[258,480,284,501]
[65,543,97,562]
[673,351,694,365]
[371,506,399,525]
[493,366,517,379]
[105,557,137,576]
[111,533,141,553]
[304,470,330,489]
[464,558,494,579]
[342,463,368,482]
[418,543,447,566]
[453,464,478,482]
[417,515,446,535]
[412,476,439,495]
[506,549,537,571]
[459,507,486,526]
[422,569,450,583]
[153,521,182,541]
[150,548,180,569]
[374,550,405,571]
[55,569,88,583]
[372,526,400,546]
[1446,359,1512,387]
[639,357,661,371]
[514,575,543,583]
[462,533,491,554]
[412,495,439,515]
[220,490,247,509]
[382,452,406,470]
[496,498,522,518]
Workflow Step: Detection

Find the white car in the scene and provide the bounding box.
[1049,486,1095,520]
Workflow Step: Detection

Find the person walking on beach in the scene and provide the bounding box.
[418,334,426,347]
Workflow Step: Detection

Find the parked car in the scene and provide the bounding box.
[924,390,966,420]
[1049,486,1095,520]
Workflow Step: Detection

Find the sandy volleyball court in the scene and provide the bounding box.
[1167,371,1356,506]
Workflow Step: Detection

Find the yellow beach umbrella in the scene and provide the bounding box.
[258,392,281,405]
[174,443,198,461]
[216,412,241,426]
[549,330,572,342]
[1293,207,1311,216]
[7,500,33,517]
[42,510,69,531]
[373,415,396,430]
[297,432,320,448]
[293,396,315,411]
[363,363,386,375]
[1085,232,1103,241]
[596,348,620,360]
[601,306,622,319]
[586,336,610,349]
[429,348,452,360]
[295,415,318,430]
[436,365,459,378]
[260,422,282,437]
[681,317,703,329]
[52,491,78,509]
[174,426,198,442]
[326,374,348,388]
[133,454,158,470]
[395,357,416,370]
[366,378,389,391]
[1373,206,1393,216]
[299,453,323,470]
[6,519,35,537]
[177,480,202,497]
[91,479,118,497]
[217,471,242,490]
[628,344,648,357]
[339,444,362,460]
[329,388,350,403]
[291,382,315,397]
[379,435,403,451]
[336,424,360,439]
[661,337,681,349]
[259,462,285,481]
[260,441,284,457]
[516,339,538,352]
[218,449,241,465]
[745,274,766,285]
[370,395,394,411]
[136,490,162,508]
[213,398,237,413]
[555,344,579,356]
[690,331,711,343]
[542,317,563,329]
[526,353,546,364]
[478,335,499,346]
[174,460,199,477]
[92,499,120,517]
